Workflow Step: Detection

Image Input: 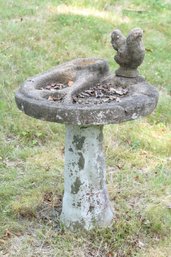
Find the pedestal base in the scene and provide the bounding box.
[60,125,114,230]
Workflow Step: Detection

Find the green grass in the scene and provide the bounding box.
[0,0,171,256]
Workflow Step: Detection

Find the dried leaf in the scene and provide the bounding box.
[44,192,53,202]
[123,88,128,94]
[134,175,140,181]
[116,97,121,102]
[145,48,153,52]
[46,85,51,90]
[72,96,78,103]
[48,96,54,101]
[114,88,124,95]
[109,96,116,101]
[109,87,116,93]
[138,240,145,248]
[68,80,73,87]
[0,239,6,244]
[5,229,13,238]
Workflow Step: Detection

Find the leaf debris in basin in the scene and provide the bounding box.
[43,81,129,104]
[44,82,68,90]
[73,83,129,104]
[48,95,63,101]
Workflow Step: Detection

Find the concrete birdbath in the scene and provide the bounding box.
[15,28,158,230]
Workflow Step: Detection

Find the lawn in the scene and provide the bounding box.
[0,0,171,256]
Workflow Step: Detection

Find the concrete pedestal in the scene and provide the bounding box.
[60,125,114,230]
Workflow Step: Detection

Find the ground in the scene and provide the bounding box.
[0,0,171,256]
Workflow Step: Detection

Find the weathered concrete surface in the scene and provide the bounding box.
[15,58,158,125]
[61,125,113,230]
[111,28,145,78]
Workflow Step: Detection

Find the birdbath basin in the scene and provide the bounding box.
[15,28,158,230]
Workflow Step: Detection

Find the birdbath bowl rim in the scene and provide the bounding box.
[15,57,158,125]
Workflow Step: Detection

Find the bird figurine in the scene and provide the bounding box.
[111,28,145,78]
